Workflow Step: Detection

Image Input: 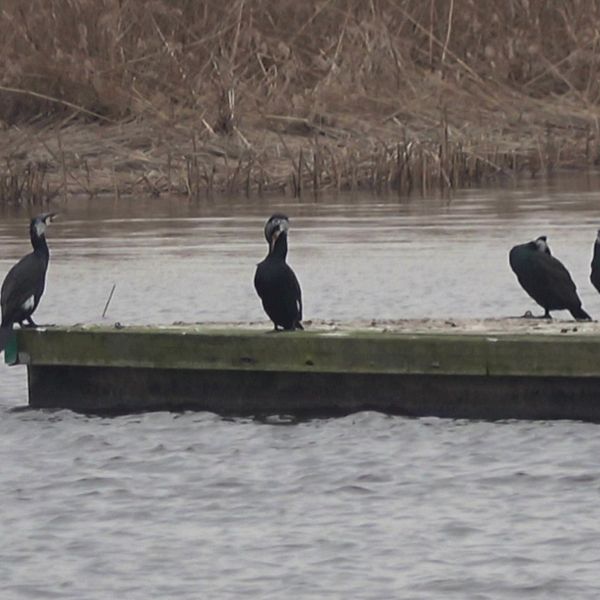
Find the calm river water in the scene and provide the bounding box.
[2,174,600,598]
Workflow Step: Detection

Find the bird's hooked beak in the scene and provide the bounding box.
[534,235,549,254]
[32,212,58,238]
[42,212,58,224]
[270,219,289,252]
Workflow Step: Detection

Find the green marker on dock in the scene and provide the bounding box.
[4,331,18,367]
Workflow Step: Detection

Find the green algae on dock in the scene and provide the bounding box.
[7,320,600,420]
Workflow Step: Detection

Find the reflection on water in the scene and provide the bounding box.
[2,173,600,599]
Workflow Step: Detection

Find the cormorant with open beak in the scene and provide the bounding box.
[0,212,57,352]
[590,230,600,294]
[254,214,303,331]
[509,235,591,320]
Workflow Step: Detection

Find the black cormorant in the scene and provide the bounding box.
[509,235,591,320]
[0,213,57,352]
[254,214,303,331]
[590,230,600,294]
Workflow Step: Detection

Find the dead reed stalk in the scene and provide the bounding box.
[0,0,599,200]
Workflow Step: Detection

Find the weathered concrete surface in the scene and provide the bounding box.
[8,321,600,419]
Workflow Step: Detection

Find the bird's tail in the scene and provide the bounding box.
[0,325,13,353]
[571,306,592,321]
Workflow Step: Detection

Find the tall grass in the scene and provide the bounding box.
[1,0,599,199]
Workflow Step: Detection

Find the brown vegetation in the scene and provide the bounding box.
[1,0,600,202]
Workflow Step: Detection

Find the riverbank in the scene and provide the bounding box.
[1,88,596,203]
[2,1,600,202]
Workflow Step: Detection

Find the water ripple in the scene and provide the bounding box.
[2,183,600,597]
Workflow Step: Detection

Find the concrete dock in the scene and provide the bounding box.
[6,319,600,420]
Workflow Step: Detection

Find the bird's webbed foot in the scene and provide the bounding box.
[521,310,551,320]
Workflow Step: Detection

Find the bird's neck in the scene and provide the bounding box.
[31,232,49,258]
[269,233,288,260]
[594,241,600,262]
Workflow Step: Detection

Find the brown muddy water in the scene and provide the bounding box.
[2,173,600,599]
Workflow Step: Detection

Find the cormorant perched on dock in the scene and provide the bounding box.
[590,230,600,294]
[0,213,57,352]
[254,214,303,331]
[509,235,591,320]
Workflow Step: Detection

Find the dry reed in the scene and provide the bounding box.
[1,0,600,201]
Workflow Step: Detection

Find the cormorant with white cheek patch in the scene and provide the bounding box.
[254,214,303,331]
[0,213,57,352]
[509,234,591,320]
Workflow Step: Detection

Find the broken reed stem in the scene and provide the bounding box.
[56,129,68,203]
[0,85,115,123]
[102,283,117,318]
[296,148,303,197]
[441,0,455,65]
[191,132,199,200]
[112,165,121,202]
[167,151,172,197]
[313,146,320,196]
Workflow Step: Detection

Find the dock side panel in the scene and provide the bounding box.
[27,364,600,420]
